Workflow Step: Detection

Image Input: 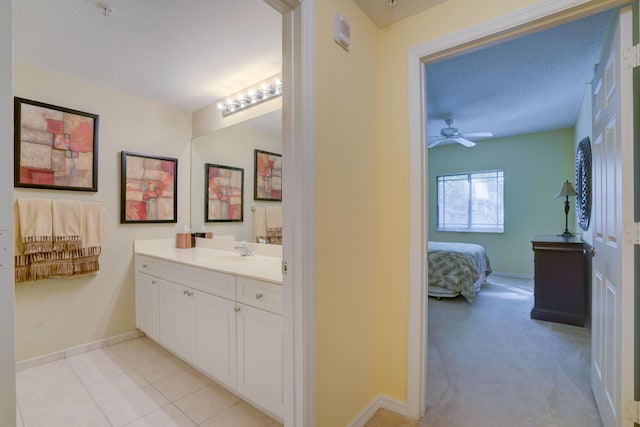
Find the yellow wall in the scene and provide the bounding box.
[314,1,380,426]
[14,63,192,361]
[314,0,548,425]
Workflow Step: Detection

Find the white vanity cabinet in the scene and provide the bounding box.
[135,256,160,341]
[236,276,284,417]
[158,279,237,389]
[134,252,283,420]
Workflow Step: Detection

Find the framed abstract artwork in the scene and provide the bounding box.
[254,149,282,201]
[120,151,178,223]
[14,97,99,191]
[205,163,244,222]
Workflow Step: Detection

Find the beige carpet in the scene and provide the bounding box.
[366,273,602,427]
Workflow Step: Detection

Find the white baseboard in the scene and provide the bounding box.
[16,329,144,371]
[347,394,409,427]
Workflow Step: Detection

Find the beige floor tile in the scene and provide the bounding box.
[16,359,74,390]
[200,401,282,427]
[67,348,132,385]
[85,370,150,405]
[125,404,196,427]
[107,338,169,368]
[153,369,211,402]
[135,355,193,384]
[44,405,111,427]
[175,383,239,424]
[99,385,170,427]
[16,359,84,409]
[20,388,97,427]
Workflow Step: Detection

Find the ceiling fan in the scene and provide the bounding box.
[428,118,493,148]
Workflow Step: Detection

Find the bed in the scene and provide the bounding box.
[427,241,492,303]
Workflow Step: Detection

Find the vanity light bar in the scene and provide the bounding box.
[216,76,283,117]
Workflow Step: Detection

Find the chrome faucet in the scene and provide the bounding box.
[234,241,254,257]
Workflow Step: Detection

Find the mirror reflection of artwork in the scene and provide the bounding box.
[254,149,282,201]
[120,151,177,223]
[14,97,99,191]
[206,163,244,222]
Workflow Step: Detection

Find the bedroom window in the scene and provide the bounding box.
[437,170,504,233]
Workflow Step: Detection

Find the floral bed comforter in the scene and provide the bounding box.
[428,241,492,303]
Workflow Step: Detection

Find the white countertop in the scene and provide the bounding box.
[134,239,282,284]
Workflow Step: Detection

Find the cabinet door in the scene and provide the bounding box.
[158,280,189,359]
[190,290,237,389]
[135,272,159,341]
[236,303,283,418]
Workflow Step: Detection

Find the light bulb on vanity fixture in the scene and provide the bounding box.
[216,75,283,117]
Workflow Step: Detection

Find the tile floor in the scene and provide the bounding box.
[16,337,282,427]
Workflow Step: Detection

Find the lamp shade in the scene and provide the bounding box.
[556,180,576,198]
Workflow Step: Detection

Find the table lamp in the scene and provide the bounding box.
[556,180,577,237]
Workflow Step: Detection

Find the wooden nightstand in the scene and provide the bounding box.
[530,234,587,326]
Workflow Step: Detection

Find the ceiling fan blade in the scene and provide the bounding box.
[461,132,493,138]
[454,137,476,147]
[427,139,446,148]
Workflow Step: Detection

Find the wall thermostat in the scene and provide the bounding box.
[334,13,350,51]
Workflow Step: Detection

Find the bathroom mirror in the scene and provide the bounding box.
[190,109,282,241]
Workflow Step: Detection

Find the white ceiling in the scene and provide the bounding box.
[426,10,612,144]
[13,1,612,142]
[13,0,282,112]
[353,0,446,28]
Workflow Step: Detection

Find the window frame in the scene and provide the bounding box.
[436,169,504,233]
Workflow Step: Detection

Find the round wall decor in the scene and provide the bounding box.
[575,137,592,231]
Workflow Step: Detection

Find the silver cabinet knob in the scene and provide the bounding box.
[256,293,264,300]
[234,307,240,313]
[151,280,157,285]
[142,263,148,268]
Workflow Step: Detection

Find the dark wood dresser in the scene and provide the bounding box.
[531,235,586,327]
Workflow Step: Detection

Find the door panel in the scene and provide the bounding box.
[158,280,189,359]
[591,7,634,427]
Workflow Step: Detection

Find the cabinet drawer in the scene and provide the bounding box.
[237,277,282,315]
[159,261,235,300]
[136,255,159,277]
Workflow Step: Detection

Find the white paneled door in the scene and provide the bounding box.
[590,6,635,427]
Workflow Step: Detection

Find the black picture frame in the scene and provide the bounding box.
[120,151,178,224]
[205,163,244,222]
[254,149,282,201]
[14,97,99,191]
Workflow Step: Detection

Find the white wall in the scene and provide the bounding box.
[191,110,282,241]
[14,63,192,361]
[0,0,17,424]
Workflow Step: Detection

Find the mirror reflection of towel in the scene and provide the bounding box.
[253,207,267,243]
[265,206,282,230]
[265,206,282,244]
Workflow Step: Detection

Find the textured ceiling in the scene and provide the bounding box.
[426,10,612,146]
[13,0,282,112]
[353,0,446,28]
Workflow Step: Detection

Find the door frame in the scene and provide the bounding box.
[406,0,630,418]
[264,1,316,426]
[0,1,16,426]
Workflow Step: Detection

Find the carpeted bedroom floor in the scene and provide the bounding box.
[366,273,602,427]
